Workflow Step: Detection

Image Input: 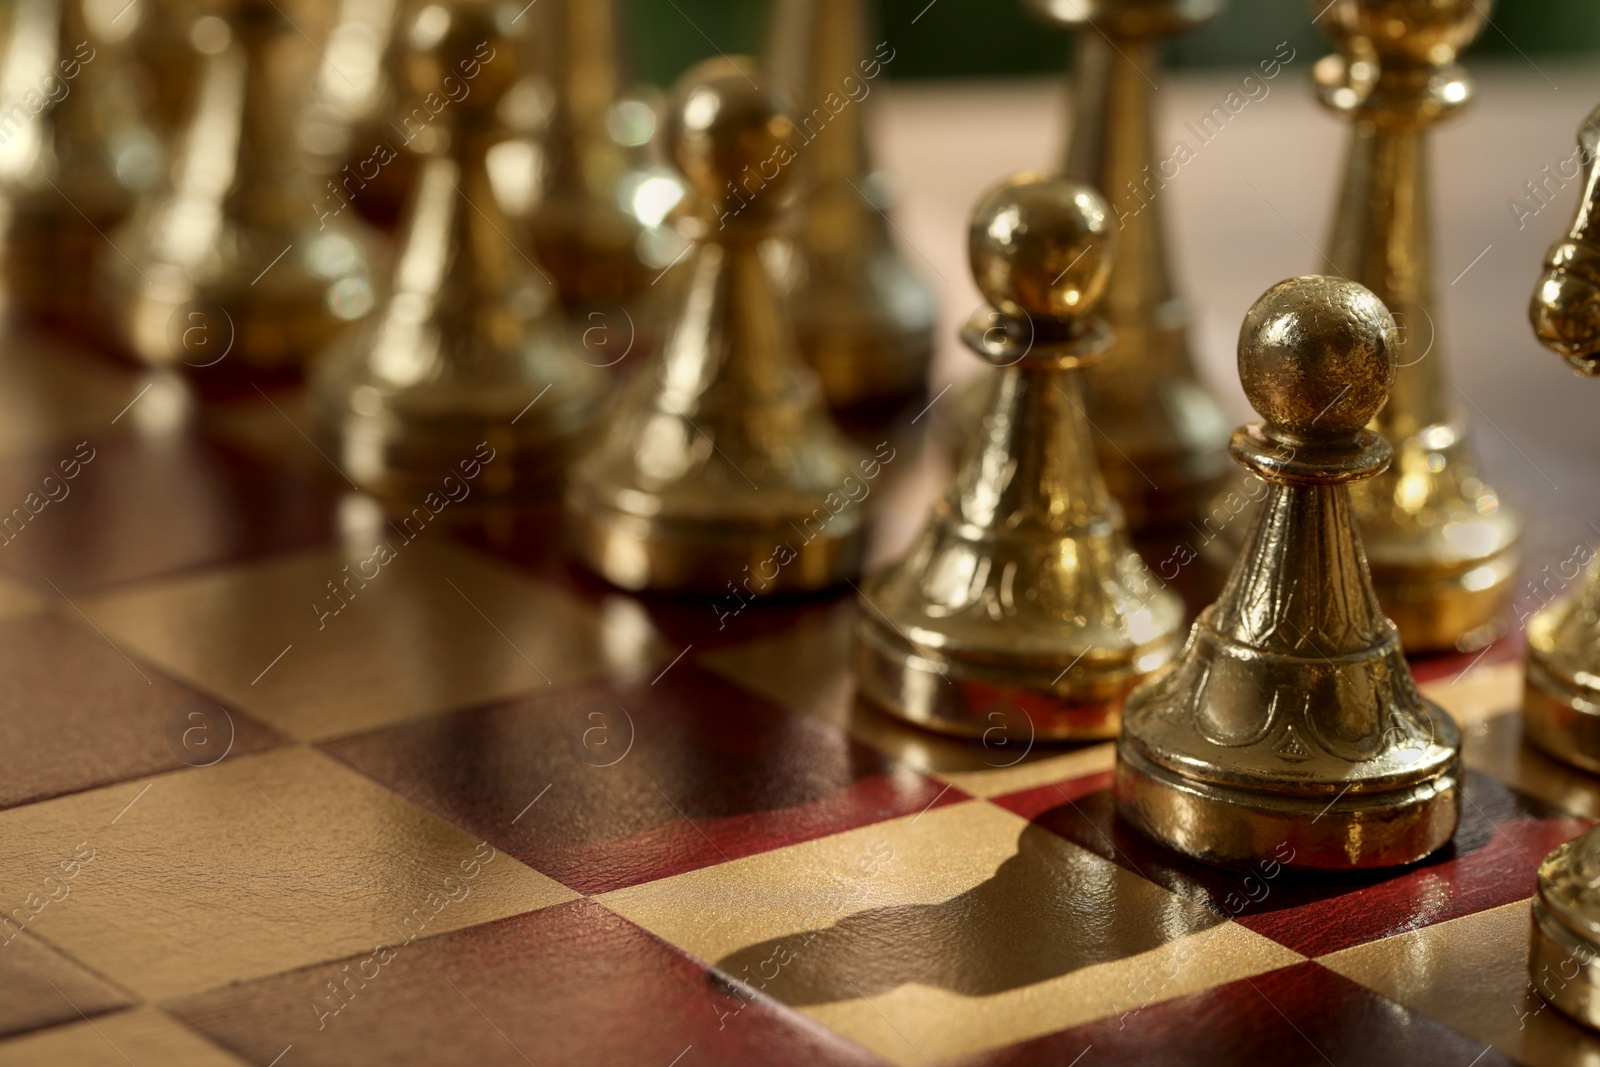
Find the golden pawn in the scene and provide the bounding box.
[1529,830,1600,1032]
[1116,276,1461,870]
[517,0,679,311]
[1521,103,1600,774]
[566,58,869,594]
[311,0,604,502]
[0,0,157,328]
[1313,0,1520,651]
[1016,0,1233,532]
[854,173,1184,740]
[103,0,380,382]
[765,0,936,410]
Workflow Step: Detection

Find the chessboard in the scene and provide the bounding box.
[0,70,1597,1067]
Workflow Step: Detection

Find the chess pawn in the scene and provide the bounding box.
[1312,0,1521,650]
[855,173,1184,740]
[311,0,604,501]
[1529,829,1600,1032]
[103,0,380,381]
[1117,276,1461,870]
[0,0,159,329]
[1023,0,1232,531]
[517,0,679,311]
[1521,104,1600,773]
[765,0,936,410]
[566,58,869,594]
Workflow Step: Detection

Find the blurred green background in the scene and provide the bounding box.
[631,0,1599,84]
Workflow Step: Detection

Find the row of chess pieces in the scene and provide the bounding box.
[7,0,1600,1032]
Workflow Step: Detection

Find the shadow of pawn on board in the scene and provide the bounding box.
[710,822,1223,1004]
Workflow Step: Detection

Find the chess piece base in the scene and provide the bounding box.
[1529,894,1600,1032]
[566,492,865,595]
[1523,643,1600,775]
[804,327,932,412]
[1114,741,1461,870]
[1530,829,1600,1033]
[852,608,1158,740]
[1366,536,1520,654]
[320,404,599,504]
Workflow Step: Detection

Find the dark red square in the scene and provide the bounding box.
[950,961,1511,1067]
[0,432,337,595]
[167,899,884,1066]
[0,615,282,809]
[997,768,1587,956]
[323,664,959,894]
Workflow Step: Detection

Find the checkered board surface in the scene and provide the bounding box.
[0,324,1591,1067]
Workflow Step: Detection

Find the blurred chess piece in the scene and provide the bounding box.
[515,0,682,312]
[1521,104,1600,776]
[1312,0,1520,651]
[104,0,381,382]
[855,173,1183,739]
[1530,829,1600,1033]
[566,57,868,593]
[0,0,162,330]
[1020,0,1232,532]
[765,0,936,411]
[126,0,203,138]
[1117,276,1460,870]
[312,0,604,501]
[298,0,415,231]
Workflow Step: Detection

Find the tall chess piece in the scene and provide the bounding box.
[519,0,677,311]
[567,58,869,593]
[1313,0,1520,650]
[856,173,1184,739]
[1521,104,1600,773]
[104,0,379,382]
[0,0,156,329]
[312,0,604,501]
[1025,0,1232,531]
[1117,276,1461,870]
[766,0,936,410]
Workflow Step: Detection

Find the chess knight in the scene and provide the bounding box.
[1116,276,1461,870]
[1523,103,1600,775]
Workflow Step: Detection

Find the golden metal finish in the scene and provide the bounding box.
[0,0,157,328]
[299,0,413,231]
[311,0,604,502]
[1520,104,1600,780]
[1530,829,1600,1032]
[1025,0,1232,531]
[565,57,868,594]
[1116,276,1461,870]
[766,0,936,410]
[103,0,380,381]
[854,173,1184,741]
[1312,0,1521,651]
[515,0,681,312]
